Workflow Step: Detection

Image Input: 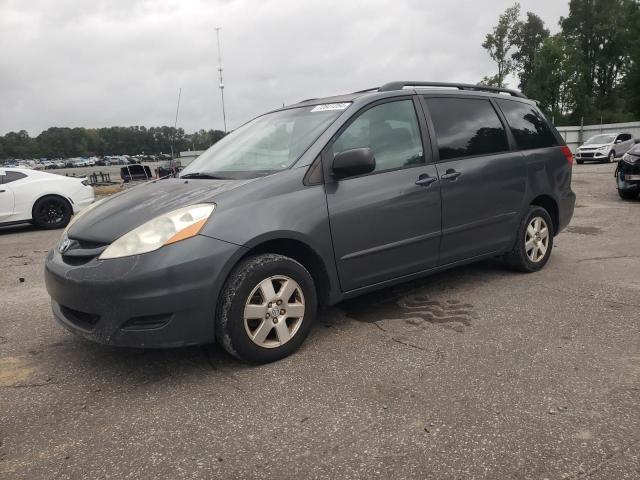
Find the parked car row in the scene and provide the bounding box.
[2,154,174,171]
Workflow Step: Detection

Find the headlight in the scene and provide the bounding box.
[99,204,215,260]
[62,198,106,236]
[623,153,639,164]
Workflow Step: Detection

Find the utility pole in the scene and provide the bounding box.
[215,26,227,133]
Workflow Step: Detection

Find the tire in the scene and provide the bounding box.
[618,189,639,200]
[504,206,555,273]
[576,160,584,165]
[606,151,615,163]
[31,195,73,229]
[216,254,317,364]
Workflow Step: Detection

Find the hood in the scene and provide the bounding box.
[69,177,253,243]
[579,143,610,150]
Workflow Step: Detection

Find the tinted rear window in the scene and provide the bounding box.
[496,99,557,150]
[1,171,27,184]
[425,97,509,161]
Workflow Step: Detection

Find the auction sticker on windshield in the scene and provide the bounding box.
[310,103,351,112]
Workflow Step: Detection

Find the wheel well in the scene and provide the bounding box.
[530,195,558,234]
[241,239,332,306]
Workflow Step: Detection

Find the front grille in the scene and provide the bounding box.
[580,152,595,158]
[60,305,100,330]
[62,238,108,265]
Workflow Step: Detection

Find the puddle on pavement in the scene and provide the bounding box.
[566,226,602,235]
[339,290,476,333]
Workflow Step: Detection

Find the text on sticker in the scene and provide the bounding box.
[310,103,351,112]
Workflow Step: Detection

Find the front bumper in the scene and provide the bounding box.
[576,150,608,160]
[45,234,245,348]
[615,160,640,191]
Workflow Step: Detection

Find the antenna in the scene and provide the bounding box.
[215,26,227,132]
[170,87,181,165]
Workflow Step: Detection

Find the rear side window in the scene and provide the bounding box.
[332,100,424,173]
[425,97,509,161]
[1,171,27,184]
[496,99,557,150]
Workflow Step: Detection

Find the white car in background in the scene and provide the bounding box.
[0,167,94,229]
[575,132,636,164]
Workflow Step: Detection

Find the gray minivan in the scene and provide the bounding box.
[45,81,575,363]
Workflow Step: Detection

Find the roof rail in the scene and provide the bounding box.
[378,81,527,98]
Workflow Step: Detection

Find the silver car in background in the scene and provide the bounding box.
[575,132,635,164]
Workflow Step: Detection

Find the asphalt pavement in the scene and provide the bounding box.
[0,162,638,479]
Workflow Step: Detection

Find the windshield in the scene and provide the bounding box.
[181,104,349,179]
[585,134,616,145]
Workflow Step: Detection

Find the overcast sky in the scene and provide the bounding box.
[0,0,568,136]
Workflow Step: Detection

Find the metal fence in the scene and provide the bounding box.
[555,121,640,153]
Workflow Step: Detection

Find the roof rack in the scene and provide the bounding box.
[378,81,527,98]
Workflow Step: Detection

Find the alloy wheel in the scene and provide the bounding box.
[37,199,65,225]
[525,216,549,263]
[243,275,305,348]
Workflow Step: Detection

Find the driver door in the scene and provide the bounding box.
[323,97,442,292]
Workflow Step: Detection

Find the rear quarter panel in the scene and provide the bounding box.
[12,175,88,220]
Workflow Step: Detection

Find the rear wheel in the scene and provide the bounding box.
[504,206,554,273]
[618,189,639,200]
[32,195,72,229]
[576,159,584,165]
[216,254,317,363]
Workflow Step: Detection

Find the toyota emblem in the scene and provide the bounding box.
[58,236,71,254]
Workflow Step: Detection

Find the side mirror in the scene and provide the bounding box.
[332,148,375,179]
[615,139,623,144]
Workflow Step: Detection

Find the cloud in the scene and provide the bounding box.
[0,0,568,135]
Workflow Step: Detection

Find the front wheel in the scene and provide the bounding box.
[606,151,615,163]
[504,206,554,273]
[216,254,317,363]
[32,195,72,229]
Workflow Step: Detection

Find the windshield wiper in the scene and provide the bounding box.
[180,172,230,180]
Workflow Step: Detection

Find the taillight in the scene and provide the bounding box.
[560,146,573,166]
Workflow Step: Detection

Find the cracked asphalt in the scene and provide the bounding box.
[1,162,639,479]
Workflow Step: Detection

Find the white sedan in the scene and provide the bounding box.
[0,167,95,229]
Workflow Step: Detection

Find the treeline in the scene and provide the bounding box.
[482,0,640,125]
[0,126,226,160]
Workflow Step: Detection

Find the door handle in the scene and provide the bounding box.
[0,189,5,193]
[415,174,437,187]
[441,169,461,180]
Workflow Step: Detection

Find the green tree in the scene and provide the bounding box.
[560,0,638,121]
[621,2,640,117]
[527,35,579,123]
[482,3,521,88]
[511,12,550,94]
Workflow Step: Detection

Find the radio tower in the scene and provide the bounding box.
[215,26,227,133]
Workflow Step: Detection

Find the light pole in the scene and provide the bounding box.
[215,26,227,133]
